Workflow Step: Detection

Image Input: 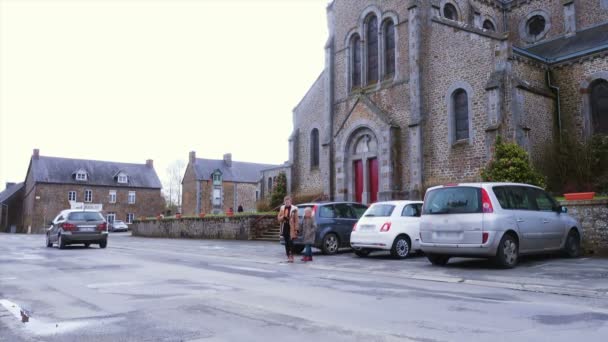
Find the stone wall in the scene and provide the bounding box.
[561,199,608,255]
[131,215,278,241]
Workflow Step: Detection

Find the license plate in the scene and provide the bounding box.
[359,225,375,231]
[80,227,94,232]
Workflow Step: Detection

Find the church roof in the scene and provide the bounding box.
[523,23,608,63]
[28,156,162,189]
[193,158,281,183]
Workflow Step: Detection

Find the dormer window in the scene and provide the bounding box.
[75,169,88,181]
[212,170,223,186]
[116,172,128,184]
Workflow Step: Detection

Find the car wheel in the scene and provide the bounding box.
[292,245,305,254]
[84,243,90,248]
[390,235,411,259]
[426,253,450,266]
[563,229,581,258]
[99,240,107,249]
[354,249,370,257]
[46,234,53,248]
[58,234,66,250]
[321,233,339,255]
[495,234,518,269]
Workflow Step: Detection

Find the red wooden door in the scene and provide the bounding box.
[354,160,363,203]
[368,158,379,203]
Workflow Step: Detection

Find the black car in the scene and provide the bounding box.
[281,202,368,255]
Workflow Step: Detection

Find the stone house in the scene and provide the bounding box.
[181,151,281,215]
[0,182,24,233]
[21,149,164,233]
[288,0,608,204]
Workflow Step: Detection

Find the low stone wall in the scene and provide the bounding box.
[561,199,608,255]
[131,215,278,240]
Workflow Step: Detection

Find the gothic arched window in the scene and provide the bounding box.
[453,89,469,141]
[443,4,458,21]
[366,15,379,84]
[310,128,320,168]
[384,20,396,77]
[351,34,361,89]
[591,79,608,134]
[483,20,496,31]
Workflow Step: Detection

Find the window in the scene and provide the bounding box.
[213,188,222,206]
[319,205,337,218]
[529,188,557,212]
[350,204,368,218]
[366,15,379,84]
[68,211,104,221]
[68,191,77,202]
[75,171,87,181]
[109,190,117,204]
[351,35,362,89]
[591,79,608,134]
[107,212,116,224]
[212,170,222,186]
[126,213,134,224]
[453,89,469,141]
[507,186,533,210]
[364,204,395,217]
[527,15,546,36]
[483,20,496,31]
[311,128,320,168]
[384,20,396,77]
[117,174,128,184]
[401,204,422,217]
[443,4,458,21]
[423,187,481,215]
[84,190,93,203]
[334,203,355,219]
[268,177,273,193]
[128,191,136,204]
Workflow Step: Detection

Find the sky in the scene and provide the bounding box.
[0,0,329,191]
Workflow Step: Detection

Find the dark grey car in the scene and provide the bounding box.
[46,210,108,249]
[281,202,368,255]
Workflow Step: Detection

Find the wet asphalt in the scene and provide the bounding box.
[1,233,607,342]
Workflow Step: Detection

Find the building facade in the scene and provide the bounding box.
[181,152,281,215]
[289,0,608,204]
[22,149,164,233]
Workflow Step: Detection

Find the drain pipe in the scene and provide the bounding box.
[546,70,562,143]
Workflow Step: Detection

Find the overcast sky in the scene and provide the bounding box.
[0,0,329,190]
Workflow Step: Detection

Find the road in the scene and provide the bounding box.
[1,233,607,342]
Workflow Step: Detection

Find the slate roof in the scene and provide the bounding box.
[29,156,162,189]
[0,183,24,203]
[524,23,608,62]
[194,158,281,183]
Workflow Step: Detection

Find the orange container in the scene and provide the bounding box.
[564,192,595,201]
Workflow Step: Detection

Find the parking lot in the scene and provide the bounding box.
[1,233,607,341]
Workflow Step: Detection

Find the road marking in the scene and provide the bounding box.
[87,281,143,289]
[0,277,17,281]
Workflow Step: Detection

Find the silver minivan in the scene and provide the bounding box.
[419,183,582,268]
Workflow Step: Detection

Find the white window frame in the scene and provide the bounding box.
[128,191,136,204]
[109,190,117,204]
[68,191,77,202]
[76,171,87,181]
[126,213,134,224]
[107,212,116,224]
[117,173,128,184]
[84,189,93,203]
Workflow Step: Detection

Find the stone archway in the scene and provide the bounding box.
[344,127,379,204]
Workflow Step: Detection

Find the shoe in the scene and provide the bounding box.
[288,255,294,263]
[308,256,313,262]
[301,256,308,262]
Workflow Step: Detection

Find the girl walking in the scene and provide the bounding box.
[300,207,317,262]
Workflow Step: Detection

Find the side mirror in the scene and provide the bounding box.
[561,206,568,214]
[48,221,54,226]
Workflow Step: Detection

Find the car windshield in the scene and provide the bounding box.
[423,187,481,215]
[364,204,395,217]
[68,212,104,222]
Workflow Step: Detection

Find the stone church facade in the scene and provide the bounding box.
[288,0,608,204]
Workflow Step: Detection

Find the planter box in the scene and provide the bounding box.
[564,192,595,201]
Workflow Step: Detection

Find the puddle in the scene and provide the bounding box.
[0,299,123,336]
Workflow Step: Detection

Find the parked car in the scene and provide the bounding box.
[350,200,423,259]
[419,183,582,268]
[46,209,108,249]
[110,220,129,232]
[281,202,368,255]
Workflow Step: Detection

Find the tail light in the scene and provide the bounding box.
[61,223,76,231]
[481,188,494,214]
[482,232,489,244]
[97,223,107,231]
[380,222,392,232]
[352,223,357,232]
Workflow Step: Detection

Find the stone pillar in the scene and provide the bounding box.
[323,4,336,200]
[408,1,424,200]
[473,10,482,28]
[562,0,576,36]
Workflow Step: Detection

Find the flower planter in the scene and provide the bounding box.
[176,214,182,219]
[199,213,206,218]
[564,192,595,201]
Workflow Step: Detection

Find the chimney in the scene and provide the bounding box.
[33,149,40,160]
[189,151,196,164]
[5,182,15,190]
[223,153,232,167]
[146,159,154,168]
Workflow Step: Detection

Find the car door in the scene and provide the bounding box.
[528,188,564,250]
[49,214,63,242]
[396,203,422,248]
[505,186,544,253]
[333,203,357,245]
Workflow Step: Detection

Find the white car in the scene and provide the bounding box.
[110,220,129,232]
[350,201,424,259]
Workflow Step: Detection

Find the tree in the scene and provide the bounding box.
[481,137,546,187]
[270,172,287,209]
[163,159,185,212]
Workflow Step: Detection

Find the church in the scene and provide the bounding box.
[286,0,608,204]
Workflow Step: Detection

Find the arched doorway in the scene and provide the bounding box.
[346,128,379,204]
